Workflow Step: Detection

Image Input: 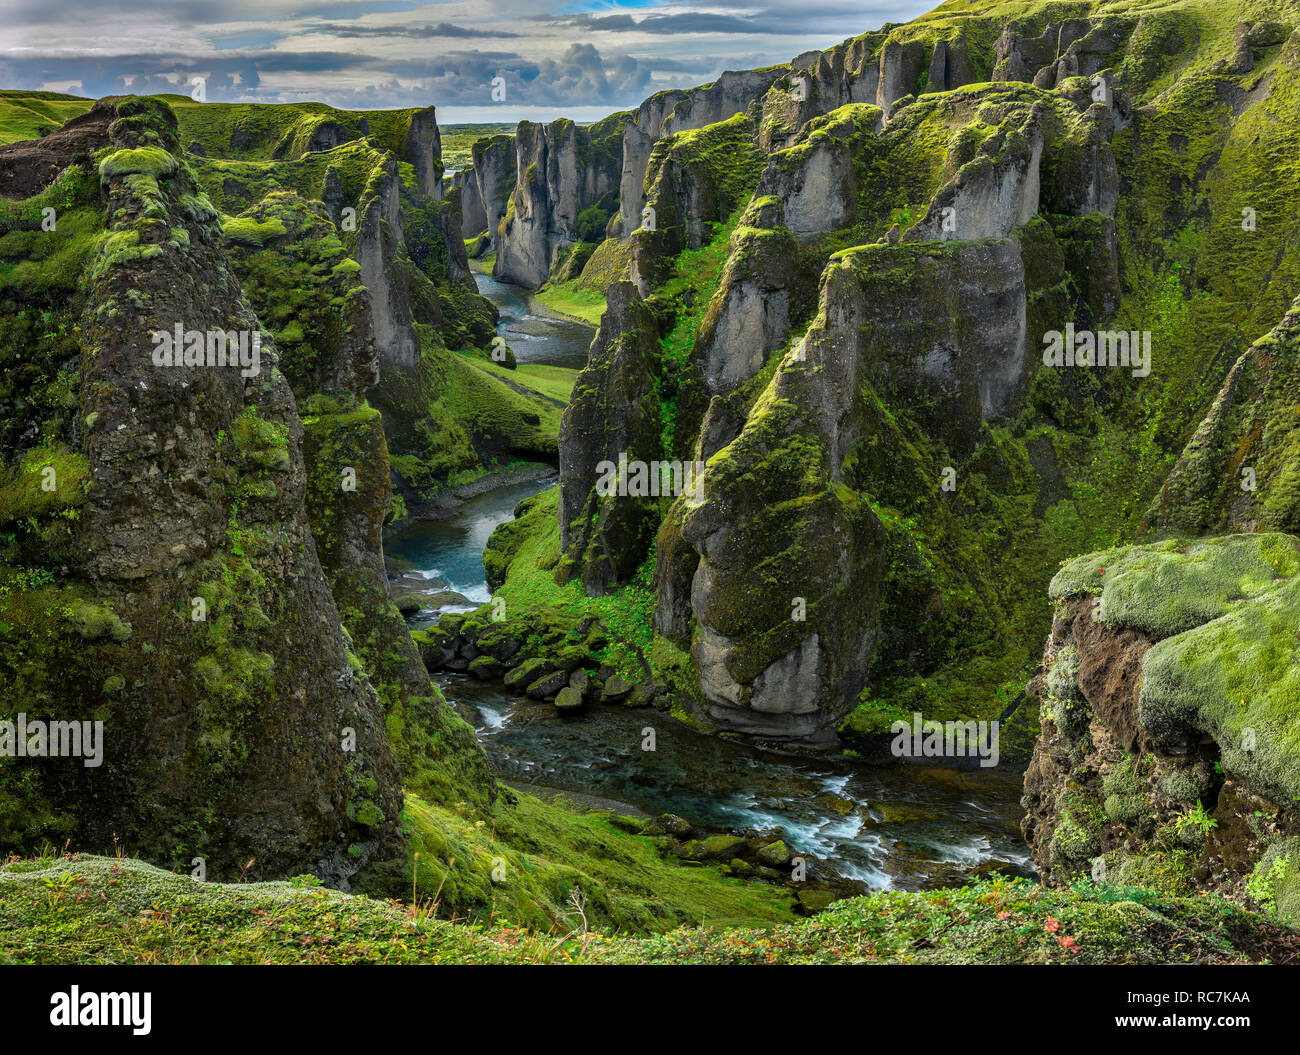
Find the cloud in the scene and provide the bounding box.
[300,21,521,39]
[539,12,771,35]
[0,1,939,112]
[0,41,675,110]
[537,2,920,37]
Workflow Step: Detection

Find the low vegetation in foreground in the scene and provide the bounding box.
[4,852,1295,965]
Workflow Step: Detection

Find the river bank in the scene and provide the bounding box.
[389,475,1035,903]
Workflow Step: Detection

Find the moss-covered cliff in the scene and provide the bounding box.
[0,97,409,881]
[467,0,1300,751]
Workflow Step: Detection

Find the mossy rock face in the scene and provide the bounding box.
[221,190,380,397]
[504,657,553,690]
[1028,531,1300,904]
[676,834,748,861]
[1045,644,1089,741]
[556,282,665,595]
[1051,533,1300,638]
[0,96,419,879]
[1047,534,1300,805]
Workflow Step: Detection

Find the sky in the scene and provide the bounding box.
[0,0,938,123]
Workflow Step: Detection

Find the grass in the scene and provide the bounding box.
[441,348,572,453]
[390,790,797,933]
[5,855,1295,965]
[478,486,697,688]
[373,328,578,501]
[532,283,607,326]
[609,874,1300,964]
[441,124,516,171]
[0,91,93,146]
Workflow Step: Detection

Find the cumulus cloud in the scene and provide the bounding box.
[0,1,936,112]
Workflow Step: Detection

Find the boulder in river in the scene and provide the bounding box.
[554,685,587,712]
[504,657,555,690]
[601,675,633,703]
[526,668,570,699]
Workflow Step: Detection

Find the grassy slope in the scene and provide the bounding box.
[441,123,515,171]
[374,327,578,499]
[4,853,1295,964]
[0,91,94,145]
[167,97,429,161]
[531,283,607,326]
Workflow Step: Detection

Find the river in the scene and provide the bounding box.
[384,271,1035,894]
[474,270,596,369]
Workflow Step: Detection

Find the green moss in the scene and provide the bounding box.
[1045,644,1089,740]
[1247,838,1300,921]
[1140,564,1300,804]
[220,215,288,246]
[98,146,178,181]
[0,445,90,526]
[65,599,132,643]
[1158,767,1205,804]
[1051,533,1300,638]
[358,790,796,934]
[1101,755,1146,824]
[1114,851,1198,898]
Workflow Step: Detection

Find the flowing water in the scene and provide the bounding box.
[385,269,1035,894]
[386,475,554,611]
[474,270,596,369]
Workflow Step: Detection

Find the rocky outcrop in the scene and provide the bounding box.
[898,84,1118,262]
[591,82,1125,741]
[494,119,620,287]
[356,156,419,370]
[222,191,379,395]
[0,104,115,198]
[904,106,1045,242]
[673,262,897,741]
[556,282,664,594]
[218,186,496,817]
[629,114,765,295]
[1147,293,1300,536]
[758,104,881,236]
[994,17,1136,89]
[495,124,553,288]
[692,222,801,396]
[875,38,928,113]
[456,167,487,240]
[1022,535,1300,919]
[0,98,408,880]
[839,239,1036,444]
[474,0,1299,759]
[926,35,977,94]
[403,106,444,200]
[462,134,514,246]
[616,71,784,243]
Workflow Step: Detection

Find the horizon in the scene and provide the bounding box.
[0,1,936,119]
